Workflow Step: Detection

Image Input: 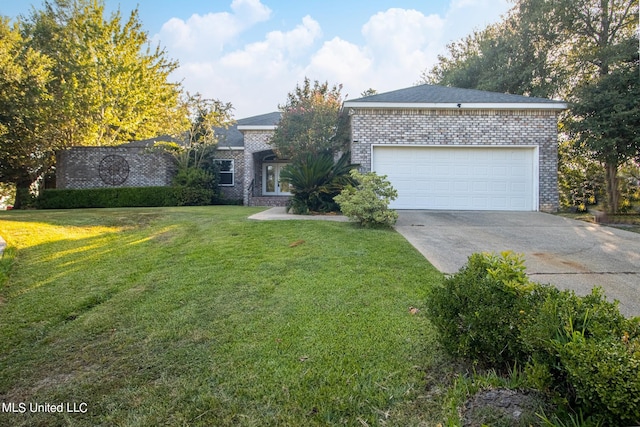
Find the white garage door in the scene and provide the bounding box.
[372,146,537,211]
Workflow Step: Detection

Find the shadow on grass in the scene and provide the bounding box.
[0,206,444,426]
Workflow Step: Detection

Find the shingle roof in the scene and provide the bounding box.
[237,111,282,127]
[215,112,281,148]
[345,84,566,107]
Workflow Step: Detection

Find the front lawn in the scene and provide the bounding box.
[0,206,444,426]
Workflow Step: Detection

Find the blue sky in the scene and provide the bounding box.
[2,0,512,118]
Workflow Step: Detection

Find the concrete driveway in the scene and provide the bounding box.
[395,211,640,317]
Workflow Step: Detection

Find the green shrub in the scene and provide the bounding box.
[334,170,398,227]
[520,287,640,425]
[520,287,629,369]
[425,251,533,368]
[427,252,640,425]
[172,167,217,191]
[37,187,177,208]
[561,331,640,425]
[172,187,215,206]
[37,186,217,209]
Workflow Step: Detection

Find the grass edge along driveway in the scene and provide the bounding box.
[0,206,444,426]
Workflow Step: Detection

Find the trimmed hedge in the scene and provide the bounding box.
[36,186,216,209]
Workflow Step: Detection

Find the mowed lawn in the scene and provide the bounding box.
[0,206,444,426]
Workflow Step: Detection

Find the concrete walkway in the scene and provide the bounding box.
[248,207,349,222]
[395,211,640,317]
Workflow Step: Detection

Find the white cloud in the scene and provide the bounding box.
[305,38,372,91]
[154,0,271,60]
[355,8,445,93]
[156,0,513,118]
[362,8,445,56]
[229,0,271,23]
[221,15,321,70]
[168,13,322,117]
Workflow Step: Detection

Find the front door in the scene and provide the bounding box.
[263,163,291,195]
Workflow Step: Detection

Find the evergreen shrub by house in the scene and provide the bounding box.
[334,170,398,227]
[171,166,218,206]
[426,251,640,425]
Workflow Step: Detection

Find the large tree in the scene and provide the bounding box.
[167,92,234,171]
[0,18,53,208]
[24,0,183,147]
[553,0,638,212]
[422,7,562,98]
[269,77,349,163]
[568,35,640,212]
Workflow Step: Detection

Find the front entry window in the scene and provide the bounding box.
[263,163,291,195]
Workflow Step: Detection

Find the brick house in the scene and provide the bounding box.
[221,84,565,211]
[57,84,566,211]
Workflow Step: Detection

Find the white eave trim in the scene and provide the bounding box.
[237,125,278,131]
[216,146,244,150]
[343,101,568,110]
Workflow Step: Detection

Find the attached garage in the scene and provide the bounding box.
[372,146,537,211]
[345,84,567,212]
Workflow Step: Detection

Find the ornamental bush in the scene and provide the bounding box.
[280,152,357,214]
[561,330,640,425]
[334,170,398,227]
[425,251,534,368]
[426,252,640,425]
[520,287,640,425]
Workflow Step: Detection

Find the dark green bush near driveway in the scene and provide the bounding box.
[426,251,640,426]
[425,252,531,367]
[521,287,640,426]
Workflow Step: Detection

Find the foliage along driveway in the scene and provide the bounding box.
[394,211,640,317]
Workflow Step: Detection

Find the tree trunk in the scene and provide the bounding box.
[13,175,33,210]
[604,161,619,214]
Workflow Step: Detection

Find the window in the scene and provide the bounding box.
[215,159,234,186]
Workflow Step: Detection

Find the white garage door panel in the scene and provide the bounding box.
[373,146,536,211]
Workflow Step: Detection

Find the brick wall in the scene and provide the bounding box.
[242,130,275,205]
[350,108,560,212]
[214,148,244,201]
[56,146,175,189]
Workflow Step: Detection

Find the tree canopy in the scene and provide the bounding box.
[0,18,54,206]
[269,77,350,163]
[567,35,640,211]
[24,0,183,147]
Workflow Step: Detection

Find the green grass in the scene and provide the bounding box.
[0,206,446,426]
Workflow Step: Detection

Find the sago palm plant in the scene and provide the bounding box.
[280,152,358,214]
